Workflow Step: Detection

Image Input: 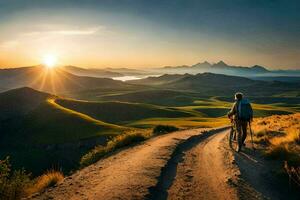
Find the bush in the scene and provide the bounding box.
[153,125,179,135]
[80,130,150,167]
[0,157,31,200]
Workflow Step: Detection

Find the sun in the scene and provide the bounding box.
[43,55,57,68]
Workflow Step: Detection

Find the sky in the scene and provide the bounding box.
[0,0,300,69]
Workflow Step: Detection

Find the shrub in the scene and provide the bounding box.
[153,125,179,135]
[0,157,31,200]
[0,157,11,179]
[26,170,64,195]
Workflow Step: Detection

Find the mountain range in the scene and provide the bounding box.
[1,64,299,97]
[154,61,300,77]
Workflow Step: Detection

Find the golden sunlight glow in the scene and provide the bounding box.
[43,55,57,68]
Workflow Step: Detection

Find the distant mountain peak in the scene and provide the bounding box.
[251,65,269,72]
[192,61,211,68]
[216,61,228,66]
[201,61,211,65]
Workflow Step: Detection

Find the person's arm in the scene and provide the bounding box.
[227,102,237,118]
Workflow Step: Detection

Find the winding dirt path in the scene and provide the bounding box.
[167,130,239,200]
[30,127,283,200]
[31,128,210,200]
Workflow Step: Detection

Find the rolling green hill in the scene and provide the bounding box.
[0,87,128,174]
[0,87,53,120]
[55,99,193,125]
[98,89,207,106]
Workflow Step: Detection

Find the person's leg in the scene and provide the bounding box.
[241,121,248,145]
[236,120,243,151]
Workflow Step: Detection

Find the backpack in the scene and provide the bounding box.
[238,99,253,121]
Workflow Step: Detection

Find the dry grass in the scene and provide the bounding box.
[25,170,64,196]
[252,113,300,146]
[0,157,64,199]
[252,113,300,187]
[80,129,152,167]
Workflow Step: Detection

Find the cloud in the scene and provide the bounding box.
[23,26,105,36]
[49,26,103,35]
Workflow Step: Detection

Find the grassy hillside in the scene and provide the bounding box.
[99,89,206,106]
[0,88,128,175]
[55,98,193,125]
[128,96,298,129]
[0,92,126,146]
[251,114,300,191]
[0,87,53,120]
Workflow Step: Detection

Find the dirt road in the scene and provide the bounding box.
[31,128,276,200]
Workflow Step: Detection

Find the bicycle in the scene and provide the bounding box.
[228,118,242,152]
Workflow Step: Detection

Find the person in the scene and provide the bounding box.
[227,92,253,151]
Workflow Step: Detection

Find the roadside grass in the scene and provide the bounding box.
[25,170,64,196]
[251,113,300,187]
[80,125,178,168]
[0,157,63,200]
[80,129,152,167]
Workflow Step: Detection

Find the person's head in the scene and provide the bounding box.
[234,92,243,101]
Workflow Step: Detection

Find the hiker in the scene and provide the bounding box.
[227,92,253,151]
